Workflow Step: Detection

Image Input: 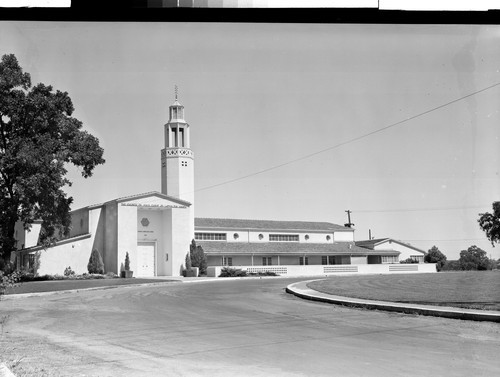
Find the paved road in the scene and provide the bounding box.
[1,278,499,376]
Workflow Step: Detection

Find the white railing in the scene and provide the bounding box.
[207,263,437,277]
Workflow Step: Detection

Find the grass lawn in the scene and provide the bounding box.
[307,271,500,311]
[4,278,178,295]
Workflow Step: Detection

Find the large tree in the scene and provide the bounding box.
[458,245,490,271]
[0,54,105,271]
[478,201,500,247]
[424,246,447,271]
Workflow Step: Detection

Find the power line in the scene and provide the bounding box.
[352,205,491,213]
[193,81,500,194]
[403,238,486,242]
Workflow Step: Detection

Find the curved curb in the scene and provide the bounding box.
[286,280,500,323]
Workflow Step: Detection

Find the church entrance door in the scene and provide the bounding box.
[137,242,155,277]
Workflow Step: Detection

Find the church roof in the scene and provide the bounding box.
[86,191,191,210]
[194,218,351,232]
[197,241,400,256]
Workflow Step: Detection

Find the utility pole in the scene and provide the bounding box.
[344,210,355,228]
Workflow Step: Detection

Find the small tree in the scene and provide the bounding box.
[478,201,500,246]
[185,251,192,271]
[458,245,490,271]
[190,239,207,275]
[124,252,130,271]
[88,248,104,274]
[424,246,447,271]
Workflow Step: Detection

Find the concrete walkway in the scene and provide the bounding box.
[286,280,500,323]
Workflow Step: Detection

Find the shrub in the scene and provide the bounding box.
[219,267,247,277]
[248,271,279,276]
[425,246,447,271]
[0,270,20,297]
[64,266,75,276]
[88,249,105,274]
[124,252,130,271]
[441,260,461,271]
[190,240,207,275]
[400,258,419,264]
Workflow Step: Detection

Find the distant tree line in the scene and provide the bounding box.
[425,245,498,272]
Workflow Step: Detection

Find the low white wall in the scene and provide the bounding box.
[207,263,437,277]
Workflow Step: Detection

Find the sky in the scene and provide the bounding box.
[1,21,499,260]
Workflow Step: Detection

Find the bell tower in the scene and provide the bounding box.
[161,86,194,206]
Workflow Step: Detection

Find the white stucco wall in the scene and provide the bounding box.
[69,208,89,238]
[334,231,354,242]
[27,207,104,275]
[197,229,353,244]
[117,204,138,273]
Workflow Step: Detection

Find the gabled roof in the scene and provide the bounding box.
[197,241,400,256]
[84,191,191,211]
[356,238,426,254]
[194,218,351,232]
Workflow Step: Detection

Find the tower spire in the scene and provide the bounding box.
[174,85,178,101]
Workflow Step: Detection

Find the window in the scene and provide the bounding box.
[321,256,327,265]
[262,257,272,266]
[381,256,399,264]
[181,161,188,167]
[195,233,227,241]
[222,257,233,266]
[258,234,264,240]
[269,234,299,242]
[410,255,424,263]
[299,257,309,265]
[233,233,239,240]
[326,235,331,241]
[328,256,336,265]
[305,235,309,240]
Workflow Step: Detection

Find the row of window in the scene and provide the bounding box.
[195,232,333,242]
[381,256,399,264]
[223,256,347,266]
[195,233,227,241]
[222,257,273,266]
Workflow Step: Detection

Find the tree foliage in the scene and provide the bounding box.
[478,201,500,247]
[458,245,490,271]
[87,249,104,274]
[189,239,207,275]
[424,246,447,271]
[0,54,105,270]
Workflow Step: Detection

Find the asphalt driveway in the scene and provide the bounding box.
[1,278,499,376]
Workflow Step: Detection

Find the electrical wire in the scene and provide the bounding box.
[191,81,500,195]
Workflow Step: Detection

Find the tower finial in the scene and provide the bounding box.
[174,85,178,101]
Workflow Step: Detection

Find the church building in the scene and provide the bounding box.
[14,94,428,277]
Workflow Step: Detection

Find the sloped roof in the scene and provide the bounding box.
[84,191,191,210]
[356,238,426,254]
[197,241,400,256]
[195,218,351,232]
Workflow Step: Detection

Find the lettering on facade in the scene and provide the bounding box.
[121,203,185,208]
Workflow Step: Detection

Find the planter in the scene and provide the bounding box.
[185,267,199,277]
[121,270,134,278]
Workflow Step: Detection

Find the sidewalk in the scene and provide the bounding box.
[286,280,500,323]
[1,275,245,300]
